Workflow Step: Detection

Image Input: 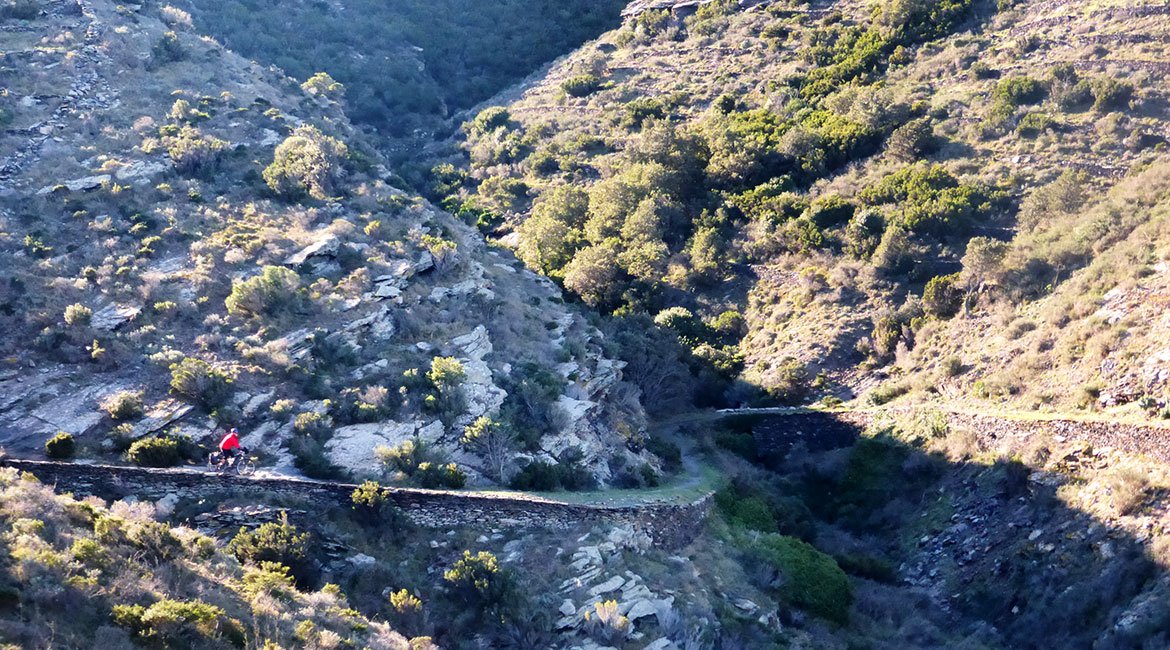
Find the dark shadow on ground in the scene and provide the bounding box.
[708,411,1170,649]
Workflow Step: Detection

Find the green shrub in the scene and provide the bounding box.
[922,273,962,318]
[263,125,348,199]
[113,598,243,646]
[562,73,604,97]
[868,381,910,405]
[289,436,344,480]
[992,76,1045,107]
[293,411,332,439]
[416,462,466,489]
[45,432,75,459]
[715,431,757,461]
[165,125,227,175]
[644,436,683,473]
[746,534,853,623]
[1092,77,1133,112]
[350,480,405,529]
[509,460,561,491]
[1016,112,1054,138]
[63,303,92,327]
[427,356,466,392]
[716,488,777,532]
[444,550,514,611]
[228,513,312,584]
[127,437,181,467]
[859,163,990,235]
[807,194,856,228]
[169,357,232,409]
[151,31,185,65]
[467,106,511,136]
[301,71,344,99]
[225,266,302,317]
[102,390,145,420]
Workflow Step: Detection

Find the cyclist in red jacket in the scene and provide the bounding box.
[219,427,243,463]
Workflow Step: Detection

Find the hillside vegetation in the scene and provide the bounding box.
[0,0,657,490]
[436,0,1170,415]
[170,0,628,143]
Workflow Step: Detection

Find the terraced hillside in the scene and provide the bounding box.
[438,0,1170,413]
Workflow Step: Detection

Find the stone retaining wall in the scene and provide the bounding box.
[0,458,710,550]
[748,409,1170,464]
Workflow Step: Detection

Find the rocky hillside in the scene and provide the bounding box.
[0,0,656,488]
[436,0,1170,414]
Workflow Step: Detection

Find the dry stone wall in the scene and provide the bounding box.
[0,458,709,549]
[749,409,1170,463]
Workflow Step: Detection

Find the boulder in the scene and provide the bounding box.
[35,174,110,195]
[114,159,169,184]
[588,575,625,596]
[324,421,421,472]
[625,599,657,622]
[284,233,340,266]
[91,303,142,331]
[154,493,180,518]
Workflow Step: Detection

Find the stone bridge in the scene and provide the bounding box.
[0,458,711,550]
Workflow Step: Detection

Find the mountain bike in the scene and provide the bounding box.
[207,448,256,476]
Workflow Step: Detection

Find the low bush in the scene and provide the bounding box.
[151,31,185,65]
[416,462,466,489]
[225,266,303,318]
[289,436,344,480]
[63,303,92,327]
[127,436,181,467]
[508,453,596,491]
[562,73,604,97]
[102,390,144,420]
[746,533,853,623]
[293,411,332,439]
[444,550,515,613]
[112,598,244,646]
[868,380,910,406]
[45,432,75,459]
[228,513,313,585]
[716,488,777,532]
[922,273,962,318]
[169,357,233,409]
[1092,77,1133,112]
[715,430,757,461]
[263,125,348,200]
[350,480,406,529]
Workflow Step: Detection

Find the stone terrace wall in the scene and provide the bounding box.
[0,458,710,550]
[750,409,1170,463]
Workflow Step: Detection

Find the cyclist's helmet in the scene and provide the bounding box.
[230,427,238,434]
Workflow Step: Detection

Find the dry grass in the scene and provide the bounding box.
[1105,465,1151,516]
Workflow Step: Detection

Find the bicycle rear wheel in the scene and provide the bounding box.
[207,452,222,472]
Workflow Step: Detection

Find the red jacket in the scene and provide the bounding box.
[219,432,241,451]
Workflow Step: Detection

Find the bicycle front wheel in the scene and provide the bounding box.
[235,459,256,476]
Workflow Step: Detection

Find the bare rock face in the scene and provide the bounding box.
[325,420,443,476]
[113,159,169,184]
[284,232,340,267]
[35,174,110,195]
[451,325,507,427]
[91,303,141,331]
